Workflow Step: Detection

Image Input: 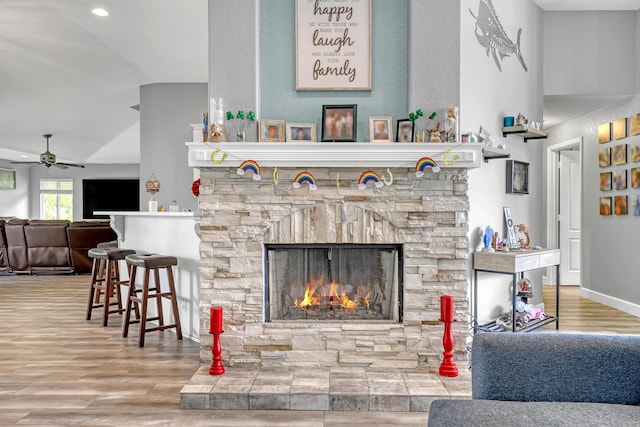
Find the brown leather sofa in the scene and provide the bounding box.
[0,219,9,273]
[1,218,116,274]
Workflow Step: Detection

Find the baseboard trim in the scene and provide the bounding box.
[581,287,640,318]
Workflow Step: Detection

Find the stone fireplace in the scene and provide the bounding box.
[188,143,481,369]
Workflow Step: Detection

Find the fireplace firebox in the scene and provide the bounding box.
[265,244,403,322]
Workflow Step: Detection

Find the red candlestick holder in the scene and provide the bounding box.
[439,295,458,377]
[209,306,225,375]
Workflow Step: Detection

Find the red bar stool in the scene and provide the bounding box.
[123,254,182,347]
[86,247,136,326]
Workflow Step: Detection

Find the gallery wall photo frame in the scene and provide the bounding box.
[599,147,611,168]
[321,104,357,142]
[0,168,16,190]
[295,0,372,91]
[506,160,529,194]
[613,144,627,165]
[369,116,392,143]
[286,123,316,143]
[600,172,612,191]
[615,195,628,215]
[613,169,627,190]
[613,117,628,140]
[598,122,611,144]
[631,113,640,136]
[600,196,612,216]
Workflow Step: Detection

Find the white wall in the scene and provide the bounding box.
[0,160,30,218]
[28,163,139,220]
[544,11,637,96]
[462,0,545,322]
[545,95,640,316]
[140,83,207,213]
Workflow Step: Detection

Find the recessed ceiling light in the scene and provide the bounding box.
[19,155,29,158]
[92,8,109,17]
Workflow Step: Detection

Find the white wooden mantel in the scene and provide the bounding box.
[186,142,483,169]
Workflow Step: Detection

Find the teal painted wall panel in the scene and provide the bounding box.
[260,0,408,142]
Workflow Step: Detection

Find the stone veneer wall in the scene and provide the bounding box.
[197,166,470,369]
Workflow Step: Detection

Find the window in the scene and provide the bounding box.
[40,179,73,220]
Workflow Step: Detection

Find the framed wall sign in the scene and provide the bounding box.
[295,0,372,91]
[506,160,529,194]
[0,168,16,190]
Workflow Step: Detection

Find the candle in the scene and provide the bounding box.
[440,295,454,322]
[210,306,223,333]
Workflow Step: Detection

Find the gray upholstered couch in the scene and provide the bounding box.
[428,333,640,426]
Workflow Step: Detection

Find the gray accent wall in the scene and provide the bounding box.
[544,11,637,96]
[140,83,207,213]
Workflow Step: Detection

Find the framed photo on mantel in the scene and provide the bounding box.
[295,0,372,91]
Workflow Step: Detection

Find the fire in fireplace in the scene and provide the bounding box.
[265,244,403,322]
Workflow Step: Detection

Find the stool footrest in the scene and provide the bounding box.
[146,324,179,333]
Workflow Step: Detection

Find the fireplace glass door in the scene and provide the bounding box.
[265,244,402,321]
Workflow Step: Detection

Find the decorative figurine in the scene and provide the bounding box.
[482,225,495,252]
[516,224,531,249]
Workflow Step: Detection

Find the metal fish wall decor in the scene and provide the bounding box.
[469,0,528,72]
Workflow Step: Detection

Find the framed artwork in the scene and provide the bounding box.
[600,197,612,216]
[598,122,611,144]
[295,0,372,91]
[506,160,529,194]
[631,167,640,189]
[634,195,640,216]
[598,147,611,168]
[600,172,612,191]
[286,123,316,143]
[631,113,640,136]
[321,104,357,142]
[613,144,627,165]
[615,195,628,215]
[613,169,627,190]
[0,168,16,190]
[631,145,640,162]
[259,120,285,142]
[613,117,628,140]
[396,119,414,142]
[369,116,392,143]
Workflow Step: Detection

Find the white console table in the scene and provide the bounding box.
[473,248,560,333]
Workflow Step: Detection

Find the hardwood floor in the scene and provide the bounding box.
[0,275,639,425]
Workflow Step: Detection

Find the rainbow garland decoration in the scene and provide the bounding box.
[414,157,441,177]
[358,170,384,190]
[292,171,317,190]
[236,160,261,181]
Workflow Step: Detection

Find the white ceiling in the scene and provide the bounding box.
[0,0,207,165]
[0,1,638,166]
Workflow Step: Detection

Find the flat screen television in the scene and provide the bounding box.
[83,179,140,219]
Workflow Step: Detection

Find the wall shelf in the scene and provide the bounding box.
[482,146,510,162]
[502,125,549,142]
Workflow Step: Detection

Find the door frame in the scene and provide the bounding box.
[545,137,582,286]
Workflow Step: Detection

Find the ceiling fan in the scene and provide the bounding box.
[11,134,85,169]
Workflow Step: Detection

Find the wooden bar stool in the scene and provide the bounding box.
[86,248,136,327]
[123,254,182,347]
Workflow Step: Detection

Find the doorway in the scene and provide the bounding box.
[546,138,582,286]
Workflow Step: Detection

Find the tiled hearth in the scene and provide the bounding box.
[188,143,479,372]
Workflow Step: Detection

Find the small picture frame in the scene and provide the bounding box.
[600,197,612,216]
[631,114,640,136]
[369,116,392,143]
[631,167,640,189]
[631,145,640,163]
[259,119,285,142]
[599,147,611,168]
[600,172,612,191]
[633,195,640,216]
[506,160,529,194]
[613,144,627,165]
[0,168,16,190]
[598,122,611,144]
[395,119,414,143]
[615,195,628,215]
[286,123,316,143]
[321,104,357,142]
[613,117,628,140]
[613,169,627,190]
